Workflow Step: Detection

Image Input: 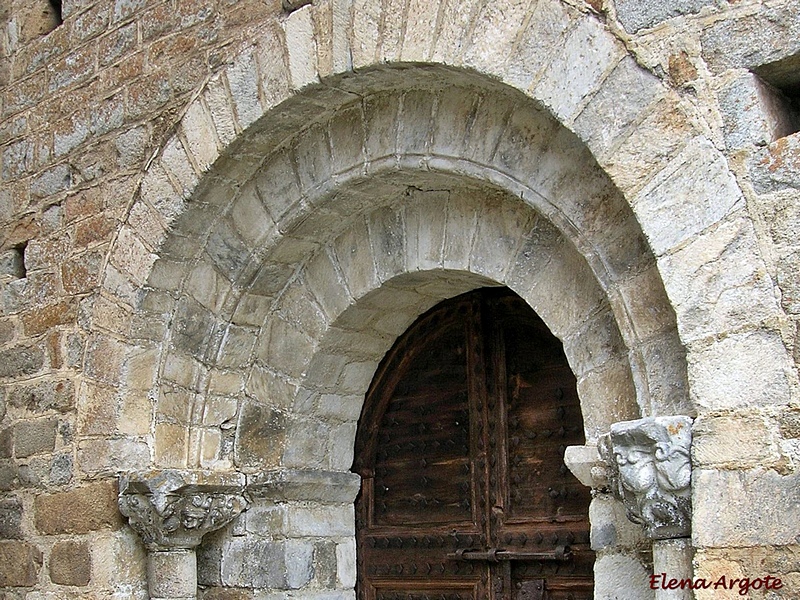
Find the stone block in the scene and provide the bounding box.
[0,344,45,378]
[463,0,529,76]
[234,402,287,470]
[285,539,314,589]
[0,497,23,539]
[49,540,91,586]
[686,328,794,411]
[0,541,42,587]
[14,419,57,458]
[336,538,356,588]
[276,281,328,342]
[227,50,263,130]
[283,5,318,90]
[693,468,800,547]
[589,494,650,552]
[534,15,624,124]
[615,0,716,33]
[282,418,330,469]
[593,552,651,599]
[217,326,258,370]
[181,101,220,173]
[247,469,361,503]
[154,423,189,468]
[749,132,800,195]
[404,192,447,272]
[718,71,796,151]
[221,538,286,588]
[48,453,73,486]
[693,413,780,469]
[254,151,302,223]
[203,588,255,600]
[658,215,780,344]
[34,480,123,535]
[636,331,690,417]
[257,316,314,380]
[574,55,664,158]
[148,550,196,598]
[286,504,354,537]
[633,137,743,256]
[30,163,73,198]
[7,379,75,413]
[700,3,800,73]
[576,360,639,443]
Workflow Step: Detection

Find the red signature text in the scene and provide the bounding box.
[649,572,783,595]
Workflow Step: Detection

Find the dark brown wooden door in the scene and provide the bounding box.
[354,289,593,600]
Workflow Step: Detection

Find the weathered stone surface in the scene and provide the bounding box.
[718,72,796,151]
[0,345,44,378]
[34,480,123,535]
[49,540,91,586]
[14,419,57,458]
[615,0,716,33]
[701,3,800,72]
[247,469,361,503]
[0,541,42,587]
[221,538,286,588]
[749,132,800,194]
[0,497,23,539]
[234,402,287,470]
[693,468,800,547]
[7,379,75,413]
[119,470,247,550]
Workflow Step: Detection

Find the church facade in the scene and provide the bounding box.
[1,0,799,598]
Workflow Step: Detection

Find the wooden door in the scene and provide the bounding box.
[354,289,593,600]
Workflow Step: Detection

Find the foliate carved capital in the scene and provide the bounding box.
[118,470,248,550]
[599,416,693,540]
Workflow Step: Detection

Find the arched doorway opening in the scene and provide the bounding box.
[354,288,592,600]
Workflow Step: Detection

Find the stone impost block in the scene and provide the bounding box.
[247,468,361,504]
[49,540,91,586]
[563,445,608,490]
[35,480,124,535]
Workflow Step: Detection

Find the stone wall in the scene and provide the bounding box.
[0,0,799,598]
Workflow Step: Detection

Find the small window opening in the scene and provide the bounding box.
[752,53,800,139]
[48,0,63,27]
[0,242,27,280]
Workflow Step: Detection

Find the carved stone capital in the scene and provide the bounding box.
[599,416,692,540]
[118,470,248,550]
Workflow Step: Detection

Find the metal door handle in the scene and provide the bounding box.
[446,545,571,562]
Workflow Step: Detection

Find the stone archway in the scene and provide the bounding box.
[106,67,695,599]
[97,3,795,597]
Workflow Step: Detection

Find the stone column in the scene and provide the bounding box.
[599,416,694,600]
[118,470,248,600]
